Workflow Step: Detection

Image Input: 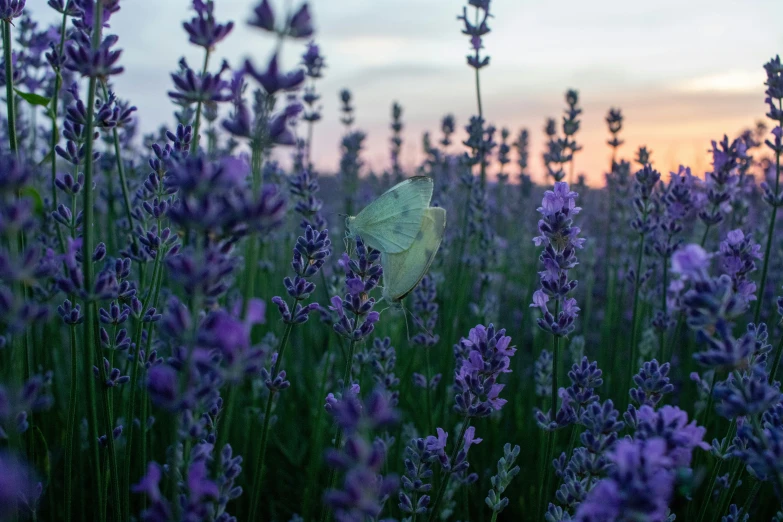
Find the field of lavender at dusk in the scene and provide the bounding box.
[1,0,783,521]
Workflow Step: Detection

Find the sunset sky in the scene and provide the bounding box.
[28,0,783,185]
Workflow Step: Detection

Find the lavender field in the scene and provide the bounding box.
[1,0,783,520]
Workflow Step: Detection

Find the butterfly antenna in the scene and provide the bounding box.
[402,302,412,344]
[410,312,436,339]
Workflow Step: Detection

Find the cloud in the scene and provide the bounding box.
[672,70,766,95]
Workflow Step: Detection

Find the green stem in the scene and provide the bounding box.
[659,256,668,361]
[424,347,434,434]
[695,455,723,522]
[99,81,139,255]
[739,480,761,520]
[713,461,743,522]
[3,20,18,154]
[247,304,298,522]
[471,7,486,188]
[341,338,358,390]
[80,4,119,520]
[51,10,69,256]
[628,229,648,390]
[306,114,315,170]
[754,116,781,324]
[700,223,712,247]
[64,325,78,522]
[123,247,163,520]
[302,352,333,520]
[242,139,266,316]
[539,323,560,519]
[189,49,211,154]
[96,347,122,520]
[426,420,471,522]
[321,336,361,522]
[769,334,783,382]
[751,414,783,496]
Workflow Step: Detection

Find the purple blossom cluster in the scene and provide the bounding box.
[452,324,515,417]
[531,182,584,336]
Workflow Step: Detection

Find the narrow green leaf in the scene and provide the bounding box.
[20,186,44,217]
[14,88,51,107]
[38,150,53,168]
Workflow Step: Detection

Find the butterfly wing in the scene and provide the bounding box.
[347,176,434,253]
[381,207,446,302]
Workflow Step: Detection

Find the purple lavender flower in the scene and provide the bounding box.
[485,443,521,515]
[199,298,266,384]
[714,367,781,419]
[606,107,624,150]
[530,182,584,337]
[462,116,495,167]
[534,349,553,398]
[0,452,36,519]
[267,102,303,146]
[411,274,439,347]
[514,128,531,190]
[453,324,516,417]
[244,52,305,95]
[165,153,285,239]
[536,358,603,430]
[574,438,674,522]
[339,130,365,214]
[330,238,382,343]
[365,338,399,406]
[441,114,455,147]
[0,373,53,437]
[169,57,231,106]
[698,136,743,229]
[389,102,404,181]
[632,405,709,468]
[457,0,491,70]
[288,3,314,38]
[761,126,783,207]
[270,225,329,325]
[671,243,710,282]
[693,321,769,370]
[247,0,274,32]
[324,389,399,521]
[64,29,123,78]
[0,0,25,21]
[718,229,761,308]
[301,40,325,79]
[339,88,354,128]
[629,359,674,407]
[182,0,234,50]
[734,400,783,497]
[288,169,326,230]
[399,437,436,516]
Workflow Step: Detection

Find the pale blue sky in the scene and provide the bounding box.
[26,0,783,184]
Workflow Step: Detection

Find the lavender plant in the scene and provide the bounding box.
[0,1,781,520]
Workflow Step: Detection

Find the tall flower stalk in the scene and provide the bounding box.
[2,3,22,154]
[62,2,125,519]
[627,165,660,390]
[754,56,783,323]
[321,237,382,521]
[248,225,329,521]
[426,324,515,521]
[182,0,234,154]
[457,0,491,187]
[528,182,584,517]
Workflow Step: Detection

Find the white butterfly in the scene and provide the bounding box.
[345,176,433,254]
[381,206,446,304]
